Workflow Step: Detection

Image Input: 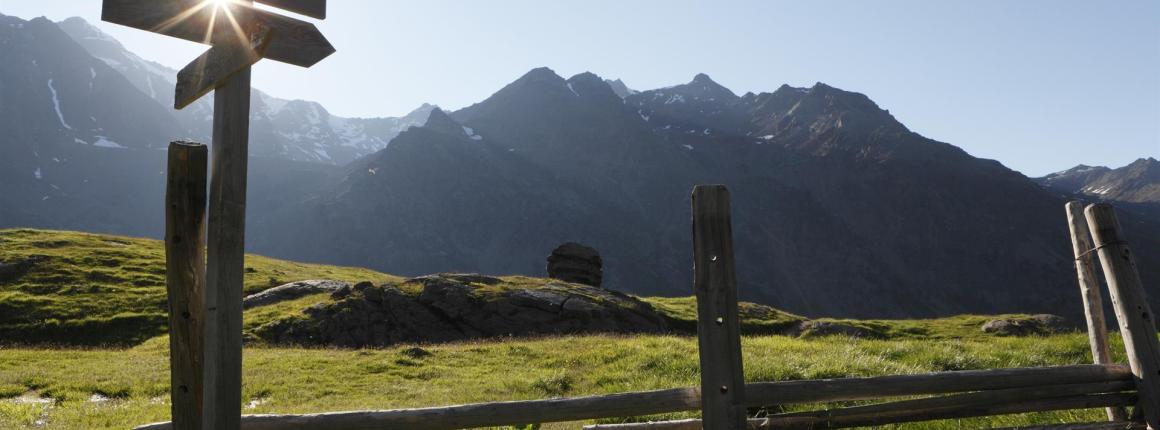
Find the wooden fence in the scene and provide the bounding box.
[140,167,1160,429]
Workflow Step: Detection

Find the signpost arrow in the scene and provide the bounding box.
[175,25,272,109]
[102,1,333,430]
[256,0,326,19]
[102,0,334,69]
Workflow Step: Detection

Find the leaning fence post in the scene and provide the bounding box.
[164,141,208,430]
[1085,203,1160,427]
[692,185,747,430]
[1066,201,1127,421]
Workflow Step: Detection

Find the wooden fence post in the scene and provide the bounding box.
[1085,203,1160,427]
[165,141,208,430]
[1066,201,1127,421]
[692,185,747,430]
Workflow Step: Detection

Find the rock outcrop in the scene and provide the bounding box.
[547,243,603,287]
[982,314,1067,336]
[254,274,668,348]
[242,280,351,309]
[797,320,886,339]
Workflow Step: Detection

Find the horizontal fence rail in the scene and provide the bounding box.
[134,364,1132,430]
[586,380,1137,430]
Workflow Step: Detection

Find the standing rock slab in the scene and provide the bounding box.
[547,242,603,287]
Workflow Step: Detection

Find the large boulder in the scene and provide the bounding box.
[242,280,351,309]
[253,273,669,348]
[982,314,1067,336]
[547,242,603,287]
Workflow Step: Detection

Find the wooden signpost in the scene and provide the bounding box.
[102,1,333,429]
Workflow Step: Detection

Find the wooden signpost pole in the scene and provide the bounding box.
[102,1,333,428]
[202,37,253,430]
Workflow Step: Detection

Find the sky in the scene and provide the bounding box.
[2,0,1158,176]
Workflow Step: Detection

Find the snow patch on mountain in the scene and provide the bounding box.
[47,79,71,130]
[463,126,484,141]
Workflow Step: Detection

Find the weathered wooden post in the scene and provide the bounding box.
[691,185,747,430]
[1066,201,1127,421]
[165,142,208,430]
[102,1,334,428]
[1085,203,1160,427]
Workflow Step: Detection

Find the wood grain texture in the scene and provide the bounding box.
[764,381,1134,429]
[133,387,703,430]
[990,421,1145,430]
[164,141,208,430]
[1066,201,1127,421]
[203,66,252,430]
[132,364,1132,430]
[589,420,1146,430]
[766,393,1136,430]
[102,0,334,67]
[744,363,1133,406]
[256,0,326,19]
[692,185,748,430]
[584,419,769,430]
[1085,203,1160,429]
[175,27,271,109]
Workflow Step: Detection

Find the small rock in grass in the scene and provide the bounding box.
[982,314,1066,336]
[400,347,432,359]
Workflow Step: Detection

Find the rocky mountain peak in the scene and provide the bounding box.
[421,107,467,136]
[56,17,110,42]
[678,72,738,101]
[566,72,621,101]
[516,67,566,85]
[605,79,636,98]
[1128,157,1160,171]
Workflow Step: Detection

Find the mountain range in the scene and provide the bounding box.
[2,13,1158,320]
[1038,158,1160,204]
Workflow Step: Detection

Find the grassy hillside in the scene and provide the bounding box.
[0,229,398,345]
[1,229,1062,347]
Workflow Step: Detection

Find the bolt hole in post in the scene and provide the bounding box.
[692,185,747,429]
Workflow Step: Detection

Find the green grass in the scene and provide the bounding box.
[1,229,1113,429]
[2,229,1062,346]
[0,229,399,346]
[0,334,1123,430]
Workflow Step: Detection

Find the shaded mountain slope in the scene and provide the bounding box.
[251,70,1160,319]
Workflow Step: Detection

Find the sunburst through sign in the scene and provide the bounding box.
[102,0,334,107]
[100,2,333,430]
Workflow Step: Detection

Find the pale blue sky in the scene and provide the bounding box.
[3,0,1158,176]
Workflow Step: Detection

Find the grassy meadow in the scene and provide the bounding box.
[0,229,1130,429]
[0,334,1123,429]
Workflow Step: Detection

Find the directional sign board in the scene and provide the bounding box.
[256,0,326,19]
[103,0,334,68]
[175,26,272,109]
[103,0,333,109]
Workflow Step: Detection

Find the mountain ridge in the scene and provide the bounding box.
[3,16,1159,320]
